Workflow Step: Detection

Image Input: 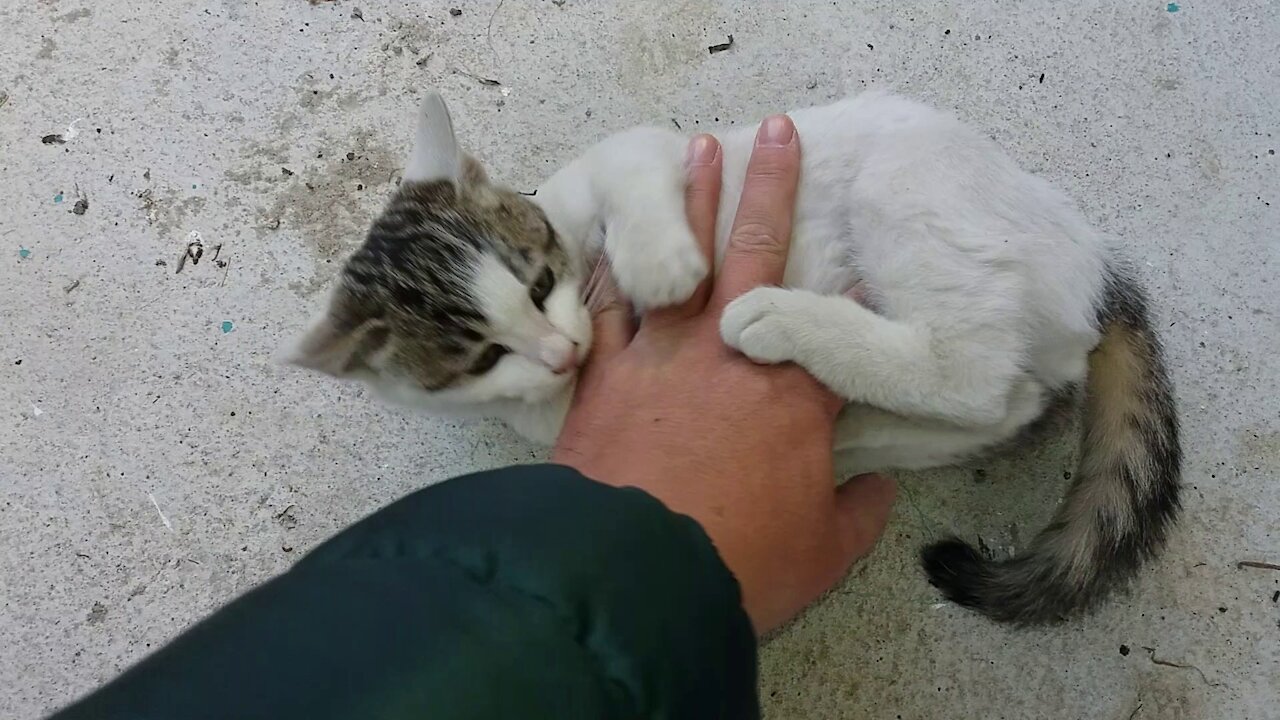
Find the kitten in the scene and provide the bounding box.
[288,92,1180,625]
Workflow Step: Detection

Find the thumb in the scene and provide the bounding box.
[583,257,635,359]
[832,473,897,565]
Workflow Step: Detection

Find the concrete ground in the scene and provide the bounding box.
[2,1,1277,718]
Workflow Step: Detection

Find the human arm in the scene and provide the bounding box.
[46,465,757,720]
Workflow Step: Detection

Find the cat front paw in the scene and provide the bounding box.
[505,391,572,446]
[719,287,803,364]
[606,210,707,310]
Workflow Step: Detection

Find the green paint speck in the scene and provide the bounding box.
[53,193,63,203]
[1166,2,1179,11]
[192,184,198,189]
[19,247,31,259]
[220,320,234,333]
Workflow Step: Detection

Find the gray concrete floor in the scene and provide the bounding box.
[2,1,1277,718]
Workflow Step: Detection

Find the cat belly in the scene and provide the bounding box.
[832,376,1052,474]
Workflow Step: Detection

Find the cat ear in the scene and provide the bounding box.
[403,92,463,183]
[284,311,391,378]
[460,153,489,185]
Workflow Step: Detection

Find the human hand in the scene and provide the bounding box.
[551,117,897,634]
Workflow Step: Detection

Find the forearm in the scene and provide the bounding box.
[47,465,758,720]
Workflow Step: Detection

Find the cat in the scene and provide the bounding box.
[287,91,1180,625]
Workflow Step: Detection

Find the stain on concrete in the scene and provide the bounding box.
[226,128,399,296]
[275,504,298,530]
[133,190,207,238]
[56,8,92,23]
[1240,429,1280,467]
[615,0,718,96]
[295,72,369,112]
[1133,665,1208,719]
[86,602,107,625]
[1195,139,1223,181]
[37,37,56,60]
[378,18,434,60]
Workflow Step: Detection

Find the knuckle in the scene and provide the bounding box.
[743,159,794,184]
[728,219,788,259]
[684,184,719,209]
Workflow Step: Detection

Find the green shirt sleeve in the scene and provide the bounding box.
[47,464,759,720]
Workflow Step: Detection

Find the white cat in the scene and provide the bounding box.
[289,92,1181,624]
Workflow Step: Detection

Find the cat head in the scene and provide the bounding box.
[287,93,591,412]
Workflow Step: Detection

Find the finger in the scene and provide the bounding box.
[647,134,723,324]
[583,257,635,359]
[831,473,898,567]
[711,114,801,309]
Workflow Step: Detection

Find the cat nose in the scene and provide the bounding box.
[550,342,582,375]
[538,337,581,375]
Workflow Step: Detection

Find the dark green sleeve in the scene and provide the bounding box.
[47,464,758,720]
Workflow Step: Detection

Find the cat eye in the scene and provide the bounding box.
[467,344,509,375]
[529,267,556,311]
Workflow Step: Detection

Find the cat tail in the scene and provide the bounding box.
[921,266,1181,624]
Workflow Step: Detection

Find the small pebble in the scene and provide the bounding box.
[449,7,461,16]
[1119,644,1130,656]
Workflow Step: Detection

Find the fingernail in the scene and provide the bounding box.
[685,134,719,167]
[757,115,794,147]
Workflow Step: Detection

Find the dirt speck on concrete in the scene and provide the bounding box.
[86,602,107,625]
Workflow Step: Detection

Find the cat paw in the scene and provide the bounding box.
[505,391,572,445]
[606,210,707,309]
[719,287,803,364]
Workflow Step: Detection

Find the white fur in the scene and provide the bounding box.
[535,128,708,310]
[522,91,1108,469]
[472,254,590,372]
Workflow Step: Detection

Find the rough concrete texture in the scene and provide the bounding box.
[2,1,1277,718]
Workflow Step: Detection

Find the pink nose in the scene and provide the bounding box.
[550,344,581,375]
